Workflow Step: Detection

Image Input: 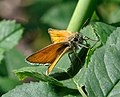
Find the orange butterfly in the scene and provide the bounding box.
[26,28,85,75]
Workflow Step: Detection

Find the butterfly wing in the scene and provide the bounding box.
[47,47,69,75]
[26,42,69,64]
[48,28,75,43]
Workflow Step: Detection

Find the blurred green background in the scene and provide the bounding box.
[0,0,120,96]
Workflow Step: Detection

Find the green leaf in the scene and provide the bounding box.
[107,81,120,97]
[2,82,58,97]
[14,66,63,87]
[0,60,8,77]
[0,20,23,51]
[85,27,120,97]
[0,48,4,62]
[83,22,116,68]
[5,48,28,78]
[2,82,80,97]
[81,24,99,47]
[0,20,23,62]
[97,3,120,24]
[59,65,87,89]
[0,77,20,94]
[109,6,120,24]
[80,24,99,68]
[94,22,116,44]
[41,2,76,29]
[107,0,120,3]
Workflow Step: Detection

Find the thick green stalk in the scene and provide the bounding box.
[67,0,97,32]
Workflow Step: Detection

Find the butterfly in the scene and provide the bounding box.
[26,28,86,75]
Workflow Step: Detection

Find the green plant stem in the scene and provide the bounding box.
[72,78,87,97]
[67,0,97,32]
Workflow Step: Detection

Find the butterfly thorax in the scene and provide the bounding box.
[68,32,84,49]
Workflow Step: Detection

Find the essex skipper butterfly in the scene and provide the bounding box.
[26,28,86,75]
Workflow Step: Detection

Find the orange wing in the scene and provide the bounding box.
[26,42,68,64]
[47,47,69,74]
[48,28,75,43]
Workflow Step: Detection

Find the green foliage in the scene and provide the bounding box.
[0,20,24,95]
[94,22,116,44]
[0,20,23,51]
[97,1,120,24]
[0,77,21,94]
[41,2,76,29]
[3,21,120,97]
[85,27,120,97]
[2,82,60,97]
[14,66,63,86]
[5,48,28,78]
[0,20,23,62]
[1,0,120,97]
[2,82,81,97]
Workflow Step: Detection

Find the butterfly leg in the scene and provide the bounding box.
[83,36,98,41]
[77,43,89,48]
[68,48,82,65]
[68,51,74,64]
[83,36,99,48]
[73,49,82,64]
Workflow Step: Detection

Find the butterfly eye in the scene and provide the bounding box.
[73,37,78,41]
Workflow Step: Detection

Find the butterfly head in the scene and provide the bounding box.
[68,32,87,49]
[70,32,83,43]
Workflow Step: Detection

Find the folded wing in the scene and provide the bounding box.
[26,42,68,64]
[48,28,74,43]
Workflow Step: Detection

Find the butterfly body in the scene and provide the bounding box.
[26,29,84,75]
